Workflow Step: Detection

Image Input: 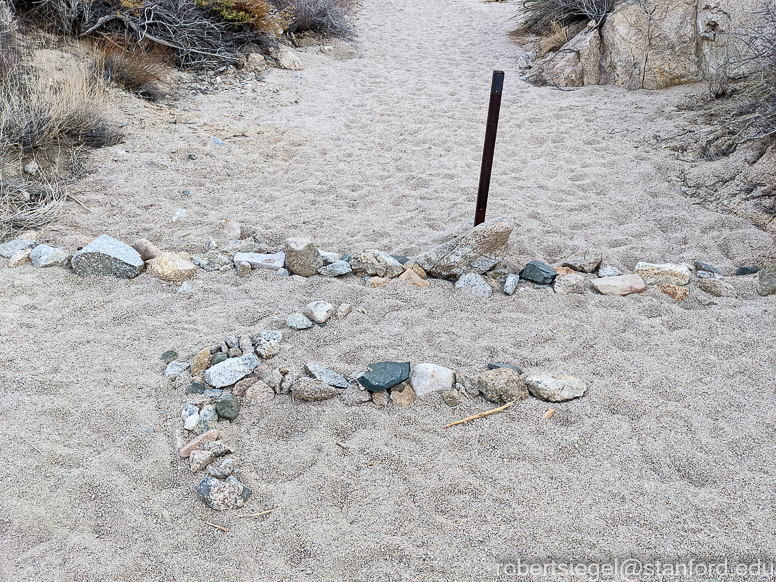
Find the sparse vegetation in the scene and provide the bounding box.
[734,1,776,141]
[96,39,171,101]
[538,22,567,55]
[518,0,618,35]
[270,0,354,39]
[0,2,120,240]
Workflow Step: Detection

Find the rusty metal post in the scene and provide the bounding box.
[474,71,504,226]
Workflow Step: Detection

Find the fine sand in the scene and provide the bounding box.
[2,0,776,580]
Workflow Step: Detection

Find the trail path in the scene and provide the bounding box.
[2,0,776,580]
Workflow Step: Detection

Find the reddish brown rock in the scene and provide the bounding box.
[179,429,217,458]
[659,284,689,301]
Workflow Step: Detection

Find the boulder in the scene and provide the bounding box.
[284,237,322,277]
[526,21,602,87]
[414,219,512,279]
[71,235,144,279]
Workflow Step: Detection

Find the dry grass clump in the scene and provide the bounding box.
[269,0,354,39]
[0,1,17,78]
[519,0,618,35]
[538,22,567,55]
[0,5,120,240]
[96,39,171,101]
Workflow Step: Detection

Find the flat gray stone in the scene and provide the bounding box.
[694,261,720,274]
[287,313,315,330]
[165,361,190,378]
[410,363,455,398]
[233,251,285,271]
[350,250,405,279]
[488,363,523,374]
[305,362,349,388]
[358,361,410,392]
[414,218,512,279]
[503,274,519,296]
[455,273,492,298]
[318,260,352,277]
[71,235,144,279]
[598,265,622,278]
[524,372,587,402]
[0,239,36,258]
[193,253,231,271]
[319,250,340,265]
[260,330,283,343]
[30,244,68,268]
[204,353,260,388]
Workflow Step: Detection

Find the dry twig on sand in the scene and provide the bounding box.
[205,521,229,532]
[237,508,275,518]
[444,401,516,429]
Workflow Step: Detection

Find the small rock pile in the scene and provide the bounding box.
[2,218,772,297]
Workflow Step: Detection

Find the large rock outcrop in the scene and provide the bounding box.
[522,0,760,90]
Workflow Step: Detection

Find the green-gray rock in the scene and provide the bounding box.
[161,350,178,364]
[358,361,411,392]
[186,381,207,394]
[211,353,228,366]
[488,362,523,374]
[215,393,241,420]
[519,260,556,285]
[194,405,218,434]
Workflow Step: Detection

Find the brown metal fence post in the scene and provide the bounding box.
[474,71,504,226]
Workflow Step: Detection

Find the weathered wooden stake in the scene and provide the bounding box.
[474,70,504,226]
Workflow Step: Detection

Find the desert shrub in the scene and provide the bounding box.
[0,65,119,150]
[96,39,171,100]
[19,0,278,67]
[269,0,354,38]
[519,0,618,35]
[0,1,17,78]
[734,1,776,140]
[0,177,65,241]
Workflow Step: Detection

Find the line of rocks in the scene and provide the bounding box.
[3,218,772,297]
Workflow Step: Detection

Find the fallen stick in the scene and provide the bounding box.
[66,192,93,213]
[21,436,43,454]
[237,508,275,518]
[205,521,228,532]
[444,401,516,429]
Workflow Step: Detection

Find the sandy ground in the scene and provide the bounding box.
[2,0,776,580]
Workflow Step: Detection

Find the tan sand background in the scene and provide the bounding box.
[1,0,776,580]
